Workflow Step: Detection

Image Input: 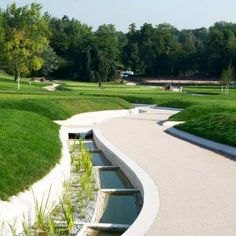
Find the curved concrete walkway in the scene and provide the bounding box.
[94,107,236,236]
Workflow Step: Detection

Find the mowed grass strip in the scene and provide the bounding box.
[169,105,236,121]
[0,97,132,120]
[0,109,61,200]
[175,113,236,147]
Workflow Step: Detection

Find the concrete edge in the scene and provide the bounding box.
[55,108,139,126]
[166,127,236,158]
[159,120,184,127]
[93,129,160,236]
[0,127,71,235]
[155,106,184,112]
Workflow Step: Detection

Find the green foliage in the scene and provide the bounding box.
[38,46,59,76]
[22,215,33,236]
[2,3,50,81]
[2,3,236,80]
[47,218,56,236]
[220,63,235,94]
[59,198,74,231]
[33,187,54,232]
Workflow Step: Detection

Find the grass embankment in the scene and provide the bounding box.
[0,97,132,120]
[0,75,235,200]
[175,113,236,147]
[169,105,236,121]
[169,105,236,147]
[0,76,133,200]
[0,109,61,200]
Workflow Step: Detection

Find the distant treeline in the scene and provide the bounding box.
[0,3,236,82]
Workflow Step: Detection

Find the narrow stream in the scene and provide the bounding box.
[69,132,142,236]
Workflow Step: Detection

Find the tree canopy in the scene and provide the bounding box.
[1,3,236,82]
[1,3,50,83]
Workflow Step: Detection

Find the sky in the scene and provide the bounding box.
[0,0,236,32]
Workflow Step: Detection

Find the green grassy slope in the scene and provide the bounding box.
[169,105,236,121]
[0,109,61,200]
[0,97,132,120]
[0,75,235,200]
[0,76,133,200]
[176,113,236,147]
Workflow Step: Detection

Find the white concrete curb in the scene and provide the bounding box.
[93,129,160,236]
[55,108,139,127]
[161,120,184,127]
[167,127,236,157]
[0,127,71,235]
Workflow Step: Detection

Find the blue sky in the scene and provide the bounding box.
[0,0,236,32]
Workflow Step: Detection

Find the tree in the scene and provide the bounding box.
[95,24,120,81]
[2,3,50,89]
[220,63,234,94]
[208,22,236,76]
[177,30,198,76]
[151,23,179,76]
[123,23,141,73]
[49,16,94,80]
[38,46,59,77]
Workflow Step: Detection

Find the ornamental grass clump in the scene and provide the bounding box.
[22,137,97,235]
[32,186,56,234]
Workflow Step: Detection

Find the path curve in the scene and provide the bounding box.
[44,82,60,91]
[95,106,236,236]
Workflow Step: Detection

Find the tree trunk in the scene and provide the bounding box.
[14,70,18,81]
[14,67,20,90]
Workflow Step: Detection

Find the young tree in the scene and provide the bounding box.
[220,63,234,94]
[2,3,50,89]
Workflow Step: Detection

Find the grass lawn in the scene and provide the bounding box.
[176,113,236,147]
[0,109,61,200]
[0,97,132,120]
[58,80,236,147]
[0,75,235,199]
[0,76,132,200]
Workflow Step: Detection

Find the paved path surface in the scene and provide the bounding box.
[95,107,236,236]
[44,83,59,91]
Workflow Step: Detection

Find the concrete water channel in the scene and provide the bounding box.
[69,133,142,236]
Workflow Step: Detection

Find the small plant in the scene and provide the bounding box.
[48,218,56,236]
[220,63,235,95]
[87,182,96,201]
[60,198,74,232]
[0,221,5,236]
[22,215,33,236]
[32,186,54,232]
[8,220,17,236]
[63,179,73,193]
[80,174,88,192]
